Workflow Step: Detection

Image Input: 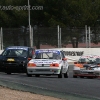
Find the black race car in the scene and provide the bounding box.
[0,46,35,74]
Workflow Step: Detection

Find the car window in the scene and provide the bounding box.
[2,49,28,57]
[53,53,61,59]
[35,50,61,59]
[29,48,35,58]
[60,51,65,58]
[79,56,96,63]
[79,58,86,62]
[95,58,100,63]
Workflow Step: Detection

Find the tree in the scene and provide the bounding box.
[1,0,100,48]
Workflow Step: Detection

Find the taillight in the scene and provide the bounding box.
[27,63,36,67]
[50,63,59,67]
[74,62,77,64]
[62,58,67,61]
[28,58,32,61]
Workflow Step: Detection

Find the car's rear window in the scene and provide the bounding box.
[2,49,28,57]
[35,50,61,59]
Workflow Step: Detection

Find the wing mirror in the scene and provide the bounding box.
[74,62,78,64]
[28,58,32,61]
[62,58,67,61]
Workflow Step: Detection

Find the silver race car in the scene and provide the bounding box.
[73,55,100,78]
[27,49,69,78]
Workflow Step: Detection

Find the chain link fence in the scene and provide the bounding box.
[1,26,100,49]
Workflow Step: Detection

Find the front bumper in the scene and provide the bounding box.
[73,70,100,77]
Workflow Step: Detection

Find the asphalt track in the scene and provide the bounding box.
[0,65,100,100]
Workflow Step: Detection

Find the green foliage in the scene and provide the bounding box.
[0,0,100,27]
[0,0,100,47]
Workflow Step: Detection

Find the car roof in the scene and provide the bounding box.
[5,46,33,50]
[36,49,62,52]
[80,55,99,58]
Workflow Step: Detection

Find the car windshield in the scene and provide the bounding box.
[1,49,28,57]
[78,56,96,63]
[35,50,61,59]
[94,58,100,64]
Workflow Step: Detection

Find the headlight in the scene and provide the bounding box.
[89,67,94,70]
[74,66,80,70]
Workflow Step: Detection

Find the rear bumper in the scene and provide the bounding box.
[0,63,26,72]
[27,68,61,75]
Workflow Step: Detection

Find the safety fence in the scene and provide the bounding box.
[0,26,100,49]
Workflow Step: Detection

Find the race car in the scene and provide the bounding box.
[0,46,35,74]
[73,55,100,78]
[27,49,69,78]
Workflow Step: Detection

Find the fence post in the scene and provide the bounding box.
[85,25,88,48]
[0,28,1,50]
[1,27,3,50]
[31,27,33,47]
[88,26,91,48]
[59,27,61,48]
[57,25,60,48]
[29,25,32,47]
[0,27,3,50]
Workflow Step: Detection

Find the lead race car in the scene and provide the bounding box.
[27,49,69,78]
[73,55,100,78]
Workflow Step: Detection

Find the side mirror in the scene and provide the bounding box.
[74,62,78,64]
[62,58,67,61]
[28,58,32,61]
[29,55,32,58]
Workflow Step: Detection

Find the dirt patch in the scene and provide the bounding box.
[0,86,62,100]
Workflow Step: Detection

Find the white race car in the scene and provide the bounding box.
[26,49,69,78]
[73,55,100,78]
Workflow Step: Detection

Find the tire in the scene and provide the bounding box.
[6,72,11,74]
[27,72,32,77]
[80,76,84,78]
[64,71,68,78]
[6,71,11,75]
[35,75,40,77]
[73,75,77,78]
[64,67,69,78]
[87,76,93,79]
[58,69,62,78]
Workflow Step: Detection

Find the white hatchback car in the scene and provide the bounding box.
[27,49,69,78]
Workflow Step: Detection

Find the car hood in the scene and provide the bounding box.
[83,64,94,67]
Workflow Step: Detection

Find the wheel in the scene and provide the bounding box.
[80,76,84,78]
[35,75,40,77]
[87,76,93,79]
[6,72,11,74]
[27,72,32,77]
[58,69,62,78]
[64,71,69,78]
[73,75,77,78]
